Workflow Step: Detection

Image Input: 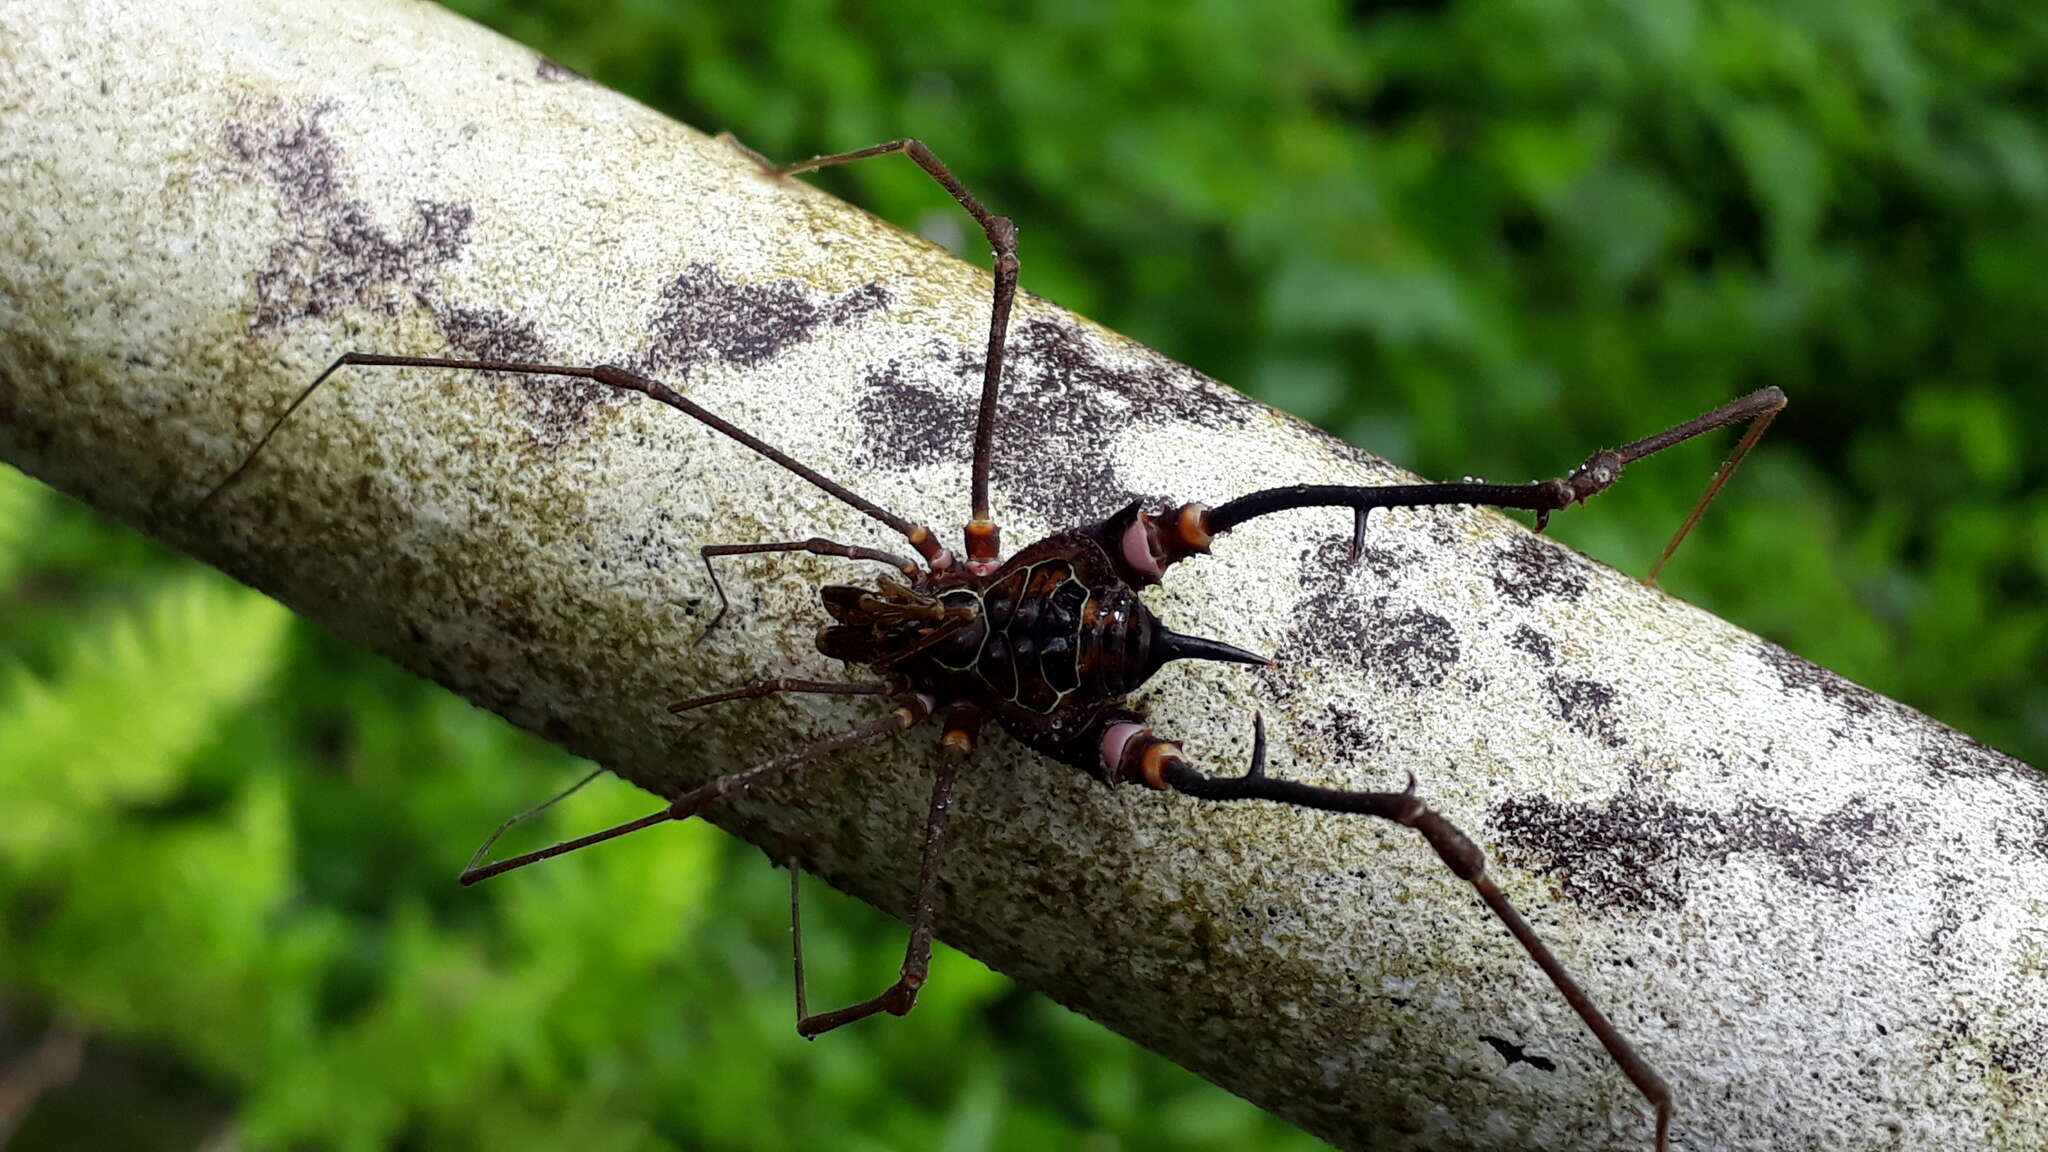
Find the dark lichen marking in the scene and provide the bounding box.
[1282,584,1462,692]
[1755,642,2041,786]
[1508,624,1556,666]
[1923,986,2048,1090]
[432,305,619,450]
[222,102,621,445]
[1353,544,1410,582]
[1752,639,1884,722]
[226,105,474,331]
[640,263,890,378]
[1921,873,1976,962]
[1991,1020,2048,1082]
[1545,674,1625,747]
[1489,533,1589,607]
[1298,534,1368,600]
[224,101,346,208]
[435,305,547,364]
[1296,527,1416,587]
[1371,608,1461,690]
[1281,596,1352,670]
[1309,703,1385,759]
[222,105,895,453]
[854,353,973,478]
[855,317,1260,525]
[618,268,887,451]
[1988,801,2048,867]
[1480,1035,1557,1073]
[1492,786,1903,913]
[1271,534,1462,689]
[1911,721,2037,784]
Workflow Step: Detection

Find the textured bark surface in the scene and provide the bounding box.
[3,2,2045,1149]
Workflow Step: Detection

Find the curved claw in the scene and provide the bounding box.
[1348,507,1372,562]
[714,130,776,172]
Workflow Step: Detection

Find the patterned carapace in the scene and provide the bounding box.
[816,501,1267,787]
[200,135,1787,1151]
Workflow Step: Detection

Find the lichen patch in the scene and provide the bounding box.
[1508,624,1556,666]
[854,316,1261,526]
[641,262,889,376]
[220,100,617,445]
[1544,674,1625,747]
[224,103,474,332]
[1492,783,1904,913]
[1488,533,1589,607]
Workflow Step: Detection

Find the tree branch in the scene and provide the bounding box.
[3,1,2044,1148]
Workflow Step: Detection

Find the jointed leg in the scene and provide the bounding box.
[789,862,811,1024]
[462,766,606,881]
[458,697,933,886]
[1195,387,1787,582]
[1643,396,1781,584]
[669,677,893,715]
[1158,716,1674,1152]
[697,538,921,641]
[196,353,948,564]
[793,755,961,1038]
[769,140,1019,562]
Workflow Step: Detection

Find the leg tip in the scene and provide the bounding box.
[716,131,776,172]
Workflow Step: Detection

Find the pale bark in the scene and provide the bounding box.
[2,2,2044,1149]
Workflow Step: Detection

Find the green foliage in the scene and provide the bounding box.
[5,0,2044,1147]
[0,577,292,863]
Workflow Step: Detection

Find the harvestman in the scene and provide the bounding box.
[202,137,1785,1150]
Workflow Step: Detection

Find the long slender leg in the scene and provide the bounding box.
[770,140,1019,563]
[669,678,892,715]
[461,766,606,881]
[1194,387,1786,582]
[1155,715,1674,1152]
[794,754,961,1038]
[458,697,933,886]
[1643,401,1780,584]
[696,537,920,641]
[789,861,811,1025]
[196,353,949,564]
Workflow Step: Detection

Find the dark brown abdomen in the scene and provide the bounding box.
[923,539,1162,716]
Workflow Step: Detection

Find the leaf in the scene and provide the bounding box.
[7,770,331,1076]
[0,575,293,864]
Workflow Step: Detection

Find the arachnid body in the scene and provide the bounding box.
[201,137,1786,1150]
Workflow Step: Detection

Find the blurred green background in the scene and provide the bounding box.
[3,0,2044,1148]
